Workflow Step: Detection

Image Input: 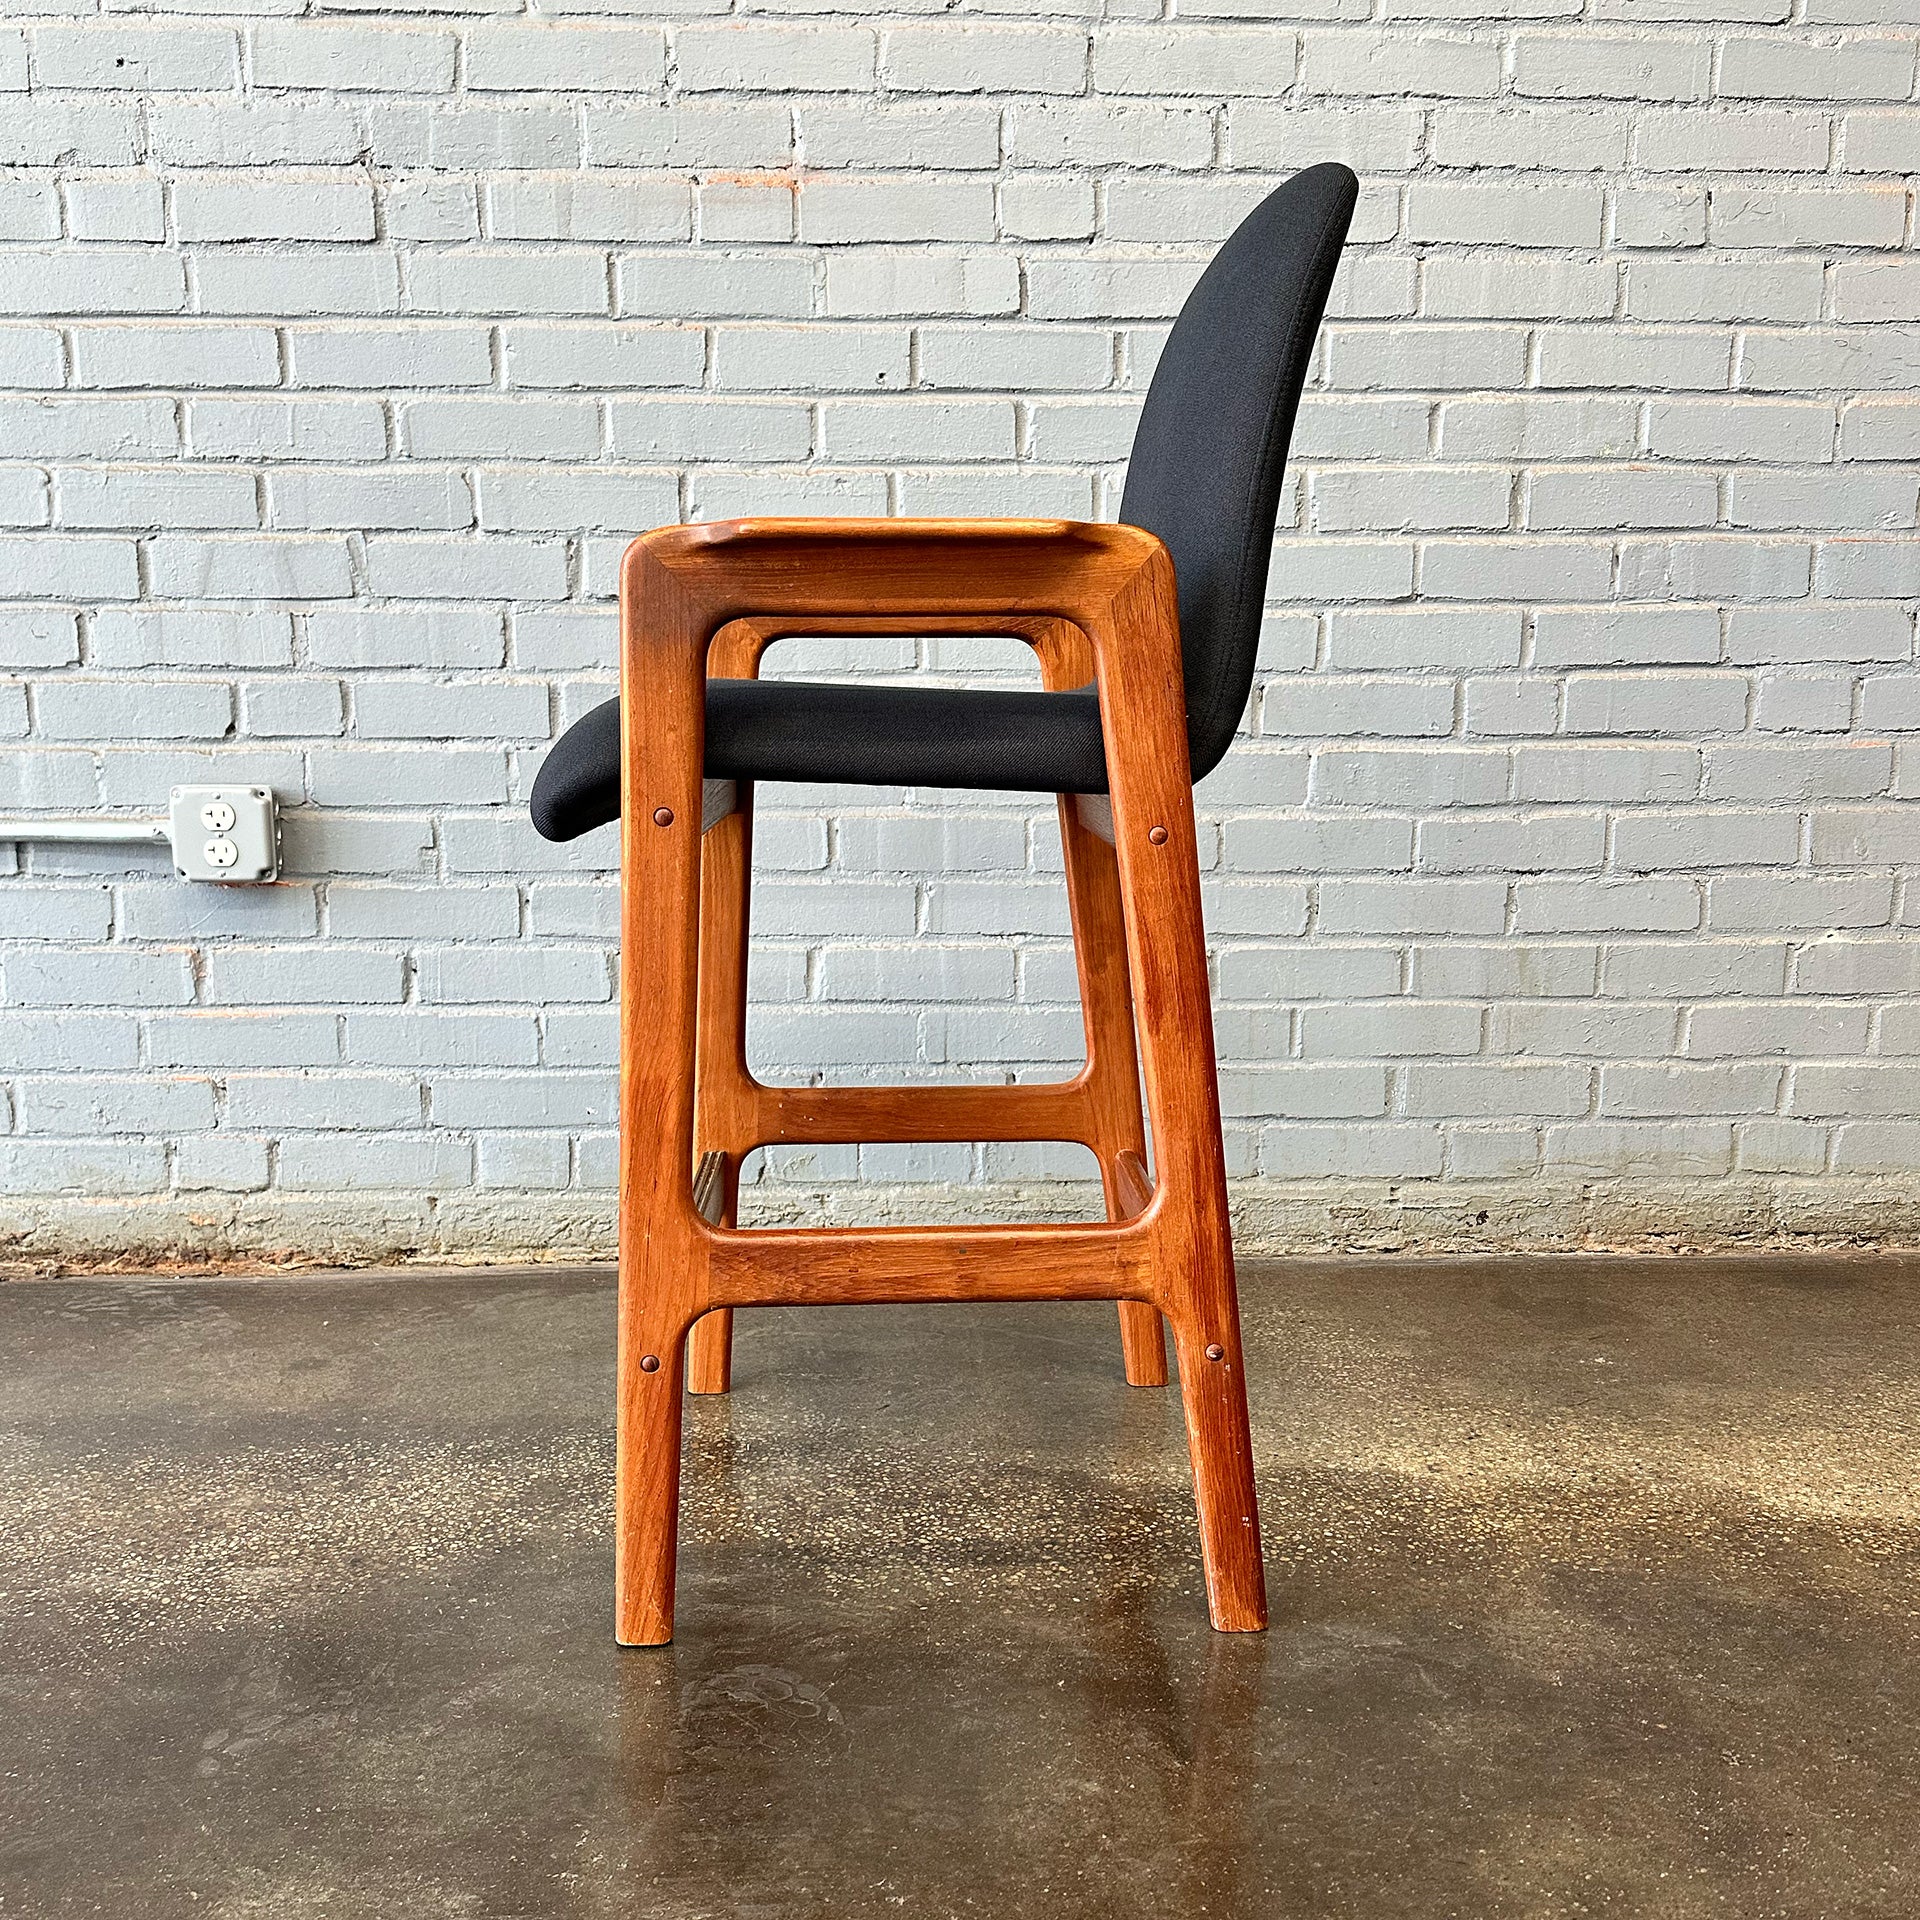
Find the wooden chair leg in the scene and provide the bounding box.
[1167,1275,1265,1633]
[1086,560,1267,1633]
[1059,792,1168,1388]
[615,1319,689,1647]
[686,1309,733,1395]
[688,785,756,1397]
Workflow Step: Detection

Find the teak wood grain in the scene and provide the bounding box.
[617,517,1264,1646]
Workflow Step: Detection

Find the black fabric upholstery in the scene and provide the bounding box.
[529,681,1106,841]
[529,162,1357,842]
[1119,161,1359,781]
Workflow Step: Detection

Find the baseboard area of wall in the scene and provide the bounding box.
[5,1177,1916,1277]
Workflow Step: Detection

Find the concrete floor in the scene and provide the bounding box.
[1,1256,1916,1919]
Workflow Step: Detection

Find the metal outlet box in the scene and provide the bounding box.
[168,786,281,883]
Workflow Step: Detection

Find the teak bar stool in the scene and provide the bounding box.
[531,164,1359,1644]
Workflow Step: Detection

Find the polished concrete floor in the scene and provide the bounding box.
[2,1254,1916,1919]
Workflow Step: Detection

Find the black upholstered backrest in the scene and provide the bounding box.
[1119,162,1359,781]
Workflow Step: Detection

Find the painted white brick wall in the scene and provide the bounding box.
[1,4,1917,1265]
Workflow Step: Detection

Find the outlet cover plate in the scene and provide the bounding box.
[168,785,280,883]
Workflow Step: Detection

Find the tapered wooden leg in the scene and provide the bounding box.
[1059,791,1168,1388]
[688,783,755,1398]
[1116,1299,1167,1387]
[616,1319,689,1646]
[686,1310,733,1396]
[1169,1298,1266,1632]
[1081,556,1266,1629]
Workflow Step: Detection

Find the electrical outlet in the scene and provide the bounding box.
[168,786,280,883]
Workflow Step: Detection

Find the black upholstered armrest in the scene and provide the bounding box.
[530,696,621,842]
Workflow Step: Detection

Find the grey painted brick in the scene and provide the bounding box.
[474,1133,571,1191]
[1259,675,1453,740]
[148,537,354,602]
[149,100,363,169]
[1546,1122,1732,1178]
[35,25,239,92]
[1462,677,1556,740]
[503,324,704,392]
[16,1075,215,1136]
[174,176,375,244]
[1791,1063,1920,1118]
[353,679,548,741]
[417,946,609,1004]
[886,26,1086,94]
[1415,943,1598,999]
[1725,604,1911,666]
[288,325,493,391]
[1301,1001,1481,1059]
[0,748,94,809]
[277,1134,471,1191]
[1688,1002,1870,1059]
[1718,36,1916,102]
[189,399,387,463]
[1096,27,1293,96]
[1304,32,1500,98]
[1222,815,1413,873]
[0,1139,167,1195]
[203,947,403,1006]
[799,103,1001,172]
[0,885,111,942]
[586,103,791,170]
[191,248,399,318]
[1830,1123,1920,1175]
[1317,878,1507,936]
[1405,1062,1590,1118]
[1736,1120,1828,1179]
[1488,1002,1679,1058]
[251,25,452,92]
[1513,878,1702,934]
[1636,108,1831,172]
[33,677,231,741]
[1006,102,1214,170]
[677,25,873,93]
[1421,813,1607,874]
[408,250,608,319]
[119,882,318,943]
[466,26,664,92]
[1433,102,1630,171]
[3,949,193,1008]
[1441,396,1641,458]
[1563,672,1750,737]
[224,1072,420,1131]
[1220,1063,1387,1120]
[1262,1123,1445,1181]
[713,326,910,392]
[825,251,1019,321]
[267,469,471,536]
[1710,874,1894,932]
[1614,809,1801,871]
[488,176,689,246]
[1216,943,1402,1002]
[1707,743,1893,803]
[430,1073,615,1129]
[173,1134,271,1192]
[1513,33,1710,101]
[61,588,239,664]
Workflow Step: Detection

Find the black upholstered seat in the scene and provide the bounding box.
[530,162,1358,844]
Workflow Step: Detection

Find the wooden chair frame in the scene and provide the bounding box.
[616,517,1265,1645]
